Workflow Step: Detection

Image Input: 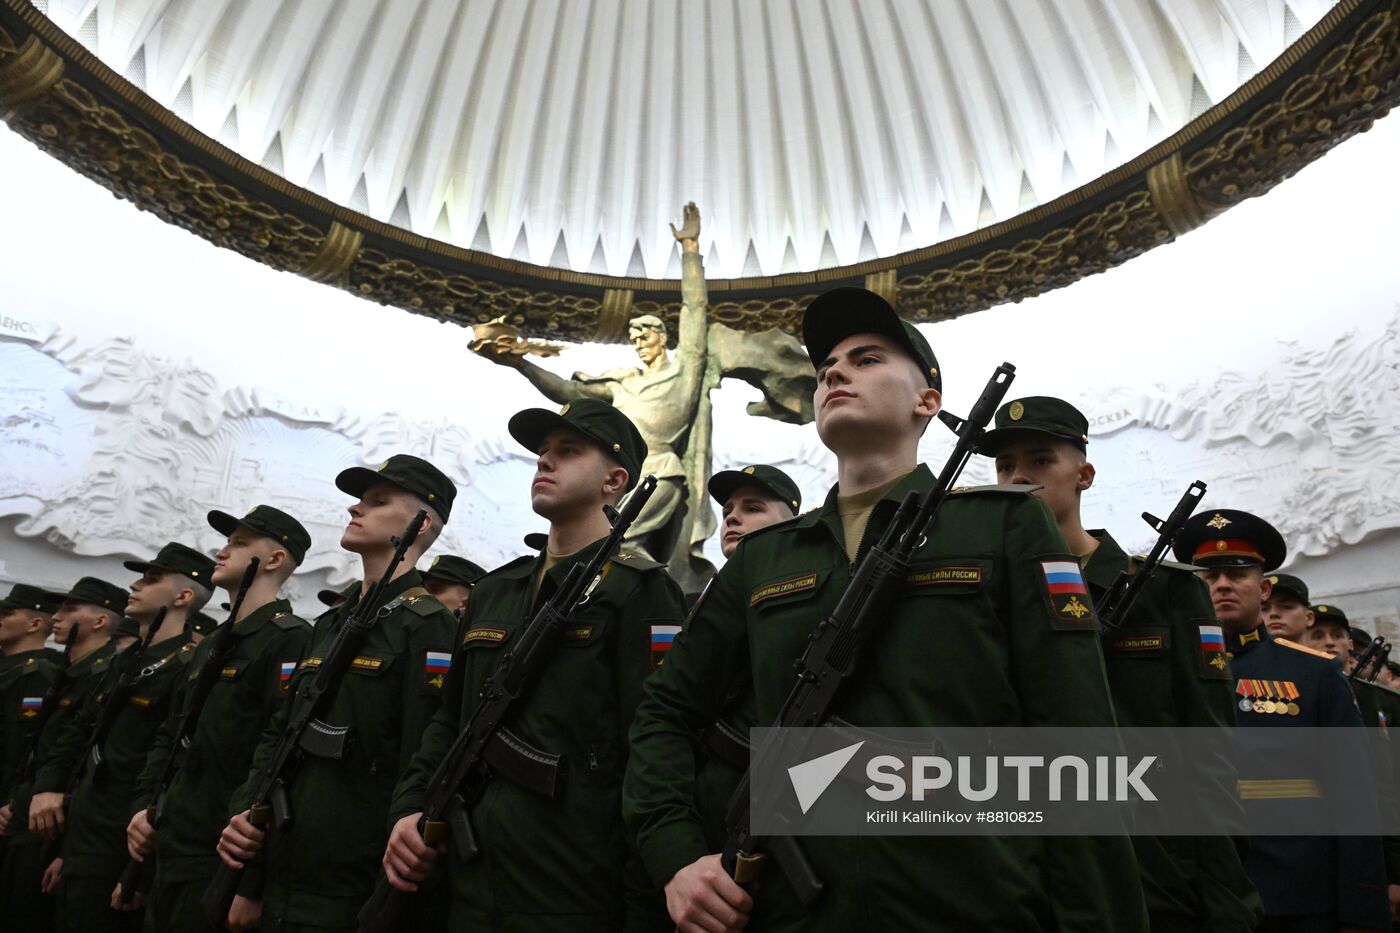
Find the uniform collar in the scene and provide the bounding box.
[1081,529,1127,591]
[228,597,293,636]
[800,464,934,536]
[1228,622,1269,654]
[65,641,110,678]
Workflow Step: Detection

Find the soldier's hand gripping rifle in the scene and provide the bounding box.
[1096,481,1208,638]
[720,362,1016,907]
[202,511,428,926]
[356,476,658,933]
[10,623,77,795]
[117,558,260,905]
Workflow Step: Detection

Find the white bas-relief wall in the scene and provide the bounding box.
[3,114,1400,625]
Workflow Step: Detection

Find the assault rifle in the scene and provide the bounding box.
[202,511,428,926]
[1096,481,1208,637]
[117,558,260,904]
[1352,637,1391,684]
[720,362,1016,906]
[356,477,658,933]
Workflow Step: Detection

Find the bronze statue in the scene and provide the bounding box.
[473,204,814,591]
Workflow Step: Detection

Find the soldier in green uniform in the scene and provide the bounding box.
[10,577,124,929]
[420,555,487,616]
[1264,573,1315,641]
[0,584,65,816]
[120,506,314,931]
[692,465,802,851]
[217,455,459,933]
[623,286,1148,933]
[978,394,1261,932]
[383,398,684,931]
[32,544,214,933]
[1175,511,1392,932]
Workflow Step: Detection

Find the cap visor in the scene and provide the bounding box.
[207,509,242,537]
[803,290,913,371]
[122,559,156,574]
[508,408,574,456]
[335,466,382,500]
[707,471,782,508]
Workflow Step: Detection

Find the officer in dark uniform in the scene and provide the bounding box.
[420,555,488,616]
[384,398,685,931]
[690,465,803,853]
[217,456,459,933]
[1320,608,1400,920]
[36,544,214,933]
[123,505,314,931]
[1176,510,1392,932]
[624,287,1147,933]
[11,577,124,930]
[979,395,1261,932]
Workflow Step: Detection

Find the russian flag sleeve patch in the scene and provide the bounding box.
[424,651,452,690]
[1040,559,1098,630]
[1197,624,1230,680]
[650,624,681,668]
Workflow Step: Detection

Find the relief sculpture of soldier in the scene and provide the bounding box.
[473,204,814,592]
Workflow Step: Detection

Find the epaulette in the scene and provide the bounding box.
[175,641,200,665]
[271,611,307,631]
[609,551,664,571]
[400,588,448,617]
[1275,637,1336,660]
[949,483,1043,495]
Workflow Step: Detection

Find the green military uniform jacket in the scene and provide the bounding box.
[58,632,196,878]
[624,466,1149,932]
[1085,531,1261,932]
[19,642,114,835]
[131,598,310,883]
[233,570,456,928]
[0,648,63,809]
[392,538,683,931]
[1351,678,1400,883]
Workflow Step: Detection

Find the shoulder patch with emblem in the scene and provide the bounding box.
[950,483,1043,496]
[609,552,664,572]
[19,696,43,718]
[1275,637,1336,660]
[401,588,448,617]
[1039,558,1098,630]
[273,611,307,631]
[1196,624,1230,679]
[278,660,297,690]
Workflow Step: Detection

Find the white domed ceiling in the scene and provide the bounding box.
[35,0,1333,279]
